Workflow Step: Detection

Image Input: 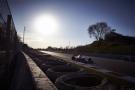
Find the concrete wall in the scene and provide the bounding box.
[9,52,37,90]
[23,53,58,90]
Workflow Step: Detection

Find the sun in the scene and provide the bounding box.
[34,14,59,35]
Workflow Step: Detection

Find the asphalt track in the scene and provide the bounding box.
[41,51,135,77]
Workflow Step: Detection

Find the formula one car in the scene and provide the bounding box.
[72,54,94,64]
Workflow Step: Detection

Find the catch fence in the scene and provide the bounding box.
[0,0,20,89]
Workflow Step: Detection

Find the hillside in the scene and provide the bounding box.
[45,32,135,55]
[74,32,135,55]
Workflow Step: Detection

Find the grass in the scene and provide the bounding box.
[74,41,135,55]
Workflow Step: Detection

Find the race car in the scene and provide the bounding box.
[71,54,94,64]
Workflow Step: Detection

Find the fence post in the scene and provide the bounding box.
[6,15,12,89]
[6,15,11,61]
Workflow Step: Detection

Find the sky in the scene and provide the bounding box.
[8,0,135,48]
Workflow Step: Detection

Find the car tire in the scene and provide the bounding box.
[41,60,67,72]
[46,65,82,82]
[72,56,75,60]
[55,72,107,90]
[88,58,93,64]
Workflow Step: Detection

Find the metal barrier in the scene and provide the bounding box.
[0,0,20,90]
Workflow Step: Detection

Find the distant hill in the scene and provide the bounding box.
[45,32,135,55]
[74,32,135,55]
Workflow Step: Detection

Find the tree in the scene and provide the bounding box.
[88,22,111,41]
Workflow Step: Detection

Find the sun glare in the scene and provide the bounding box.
[34,14,59,35]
